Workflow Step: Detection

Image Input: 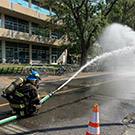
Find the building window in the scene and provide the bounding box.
[51,48,58,63]
[31,23,49,37]
[5,15,29,33]
[6,41,29,64]
[9,0,29,8]
[8,0,55,16]
[50,30,63,40]
[31,0,56,16]
[32,45,49,64]
[31,23,63,40]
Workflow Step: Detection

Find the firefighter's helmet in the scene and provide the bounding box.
[27,71,41,82]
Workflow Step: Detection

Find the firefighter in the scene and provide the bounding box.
[1,71,41,117]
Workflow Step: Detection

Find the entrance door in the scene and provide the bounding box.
[51,54,57,64]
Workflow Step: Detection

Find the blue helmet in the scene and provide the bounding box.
[27,71,41,81]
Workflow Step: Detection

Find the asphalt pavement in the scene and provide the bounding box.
[0,71,111,89]
[1,71,135,135]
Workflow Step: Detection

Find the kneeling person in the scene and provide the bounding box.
[1,71,41,117]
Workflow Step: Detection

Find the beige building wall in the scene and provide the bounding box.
[57,49,67,65]
[49,47,52,64]
[0,0,68,65]
[29,44,32,65]
[2,40,5,64]
[1,13,4,28]
[29,0,31,8]
[29,22,32,34]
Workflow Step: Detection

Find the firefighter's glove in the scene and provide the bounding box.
[1,93,7,98]
[36,84,39,89]
[34,104,42,113]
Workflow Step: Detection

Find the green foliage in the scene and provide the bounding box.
[52,1,106,45]
[44,0,118,66]
[107,0,135,29]
[41,0,135,66]
[68,43,82,55]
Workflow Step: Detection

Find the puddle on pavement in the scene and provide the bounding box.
[4,74,114,129]
[79,75,112,87]
[17,90,93,129]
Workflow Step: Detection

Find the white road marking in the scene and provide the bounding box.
[0,123,30,134]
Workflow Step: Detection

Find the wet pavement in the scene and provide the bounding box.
[1,72,135,134]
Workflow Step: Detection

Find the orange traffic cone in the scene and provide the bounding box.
[86,104,100,135]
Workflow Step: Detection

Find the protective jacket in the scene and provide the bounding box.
[3,78,40,117]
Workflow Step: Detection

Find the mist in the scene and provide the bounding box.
[98,23,135,71]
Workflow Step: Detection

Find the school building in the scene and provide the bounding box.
[0,0,68,65]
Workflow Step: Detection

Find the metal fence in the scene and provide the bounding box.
[0,65,75,76]
[0,67,25,75]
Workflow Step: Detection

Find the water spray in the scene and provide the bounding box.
[1,45,135,125]
[41,45,135,103]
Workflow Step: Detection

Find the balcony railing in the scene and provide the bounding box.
[0,28,67,46]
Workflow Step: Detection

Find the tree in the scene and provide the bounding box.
[107,0,135,30]
[42,0,118,66]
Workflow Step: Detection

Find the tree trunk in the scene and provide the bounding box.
[81,47,88,67]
